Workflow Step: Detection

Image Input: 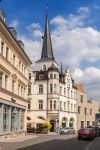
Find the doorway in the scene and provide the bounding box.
[50,120,56,132]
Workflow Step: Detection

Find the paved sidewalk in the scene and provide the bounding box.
[0,135,38,143]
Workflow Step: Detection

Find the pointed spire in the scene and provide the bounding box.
[60,61,63,74]
[41,5,55,61]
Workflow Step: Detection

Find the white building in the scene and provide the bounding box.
[28,9,77,131]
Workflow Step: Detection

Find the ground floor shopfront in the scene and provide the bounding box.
[0,98,26,136]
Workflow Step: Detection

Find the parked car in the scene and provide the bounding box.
[60,127,75,135]
[78,128,96,140]
[87,126,100,137]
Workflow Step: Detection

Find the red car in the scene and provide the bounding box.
[78,128,96,140]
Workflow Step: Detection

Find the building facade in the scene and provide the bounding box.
[28,10,77,131]
[76,84,99,130]
[0,10,31,136]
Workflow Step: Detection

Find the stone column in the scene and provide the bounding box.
[0,104,3,134]
[8,106,11,132]
[18,109,21,132]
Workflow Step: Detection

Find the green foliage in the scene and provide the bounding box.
[42,122,52,129]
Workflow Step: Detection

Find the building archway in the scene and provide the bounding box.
[61,117,68,128]
[69,117,74,128]
[37,116,45,120]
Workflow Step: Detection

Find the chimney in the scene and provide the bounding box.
[18,40,24,50]
[0,9,6,23]
[8,27,17,39]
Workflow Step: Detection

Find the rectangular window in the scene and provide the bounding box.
[67,101,70,112]
[22,64,23,74]
[87,121,90,127]
[85,107,87,115]
[19,61,21,71]
[54,100,56,110]
[67,88,69,97]
[1,41,4,55]
[50,84,53,93]
[90,109,92,115]
[80,95,83,103]
[54,84,57,93]
[13,54,15,66]
[78,106,81,114]
[29,73,31,80]
[39,100,43,110]
[50,100,52,110]
[64,102,66,110]
[0,72,2,87]
[54,74,56,79]
[12,79,15,93]
[81,121,84,128]
[18,84,20,96]
[71,103,73,112]
[28,84,31,94]
[71,90,73,98]
[39,84,43,94]
[60,86,62,95]
[21,86,23,97]
[5,75,8,90]
[74,104,76,112]
[74,91,76,99]
[64,88,66,96]
[3,105,9,131]
[50,74,53,79]
[6,46,9,60]
[60,101,62,111]
[28,100,31,109]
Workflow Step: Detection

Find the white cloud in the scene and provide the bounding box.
[16,6,100,100]
[9,20,19,29]
[77,7,90,14]
[73,67,100,99]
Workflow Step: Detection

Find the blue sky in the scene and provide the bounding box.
[1,0,100,100]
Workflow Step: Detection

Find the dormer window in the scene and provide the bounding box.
[43,65,46,71]
[39,74,43,79]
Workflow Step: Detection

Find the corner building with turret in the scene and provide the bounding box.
[28,9,77,131]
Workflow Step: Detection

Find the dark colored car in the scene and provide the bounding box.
[78,128,96,140]
[87,126,100,137]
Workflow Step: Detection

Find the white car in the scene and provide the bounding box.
[60,127,75,135]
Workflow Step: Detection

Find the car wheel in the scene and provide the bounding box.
[78,136,81,140]
[67,131,69,135]
[73,131,75,134]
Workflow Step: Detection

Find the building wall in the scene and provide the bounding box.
[0,15,31,136]
[28,64,77,131]
[76,90,99,130]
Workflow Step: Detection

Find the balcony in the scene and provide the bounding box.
[48,93,59,99]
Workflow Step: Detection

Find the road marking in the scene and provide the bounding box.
[85,141,93,150]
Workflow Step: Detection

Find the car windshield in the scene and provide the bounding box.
[65,127,69,129]
[80,128,90,133]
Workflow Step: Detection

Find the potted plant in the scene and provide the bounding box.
[42,122,52,134]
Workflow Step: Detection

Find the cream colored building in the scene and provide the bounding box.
[76,84,99,130]
[27,10,77,131]
[0,10,31,136]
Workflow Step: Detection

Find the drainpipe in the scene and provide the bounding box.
[46,78,48,122]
